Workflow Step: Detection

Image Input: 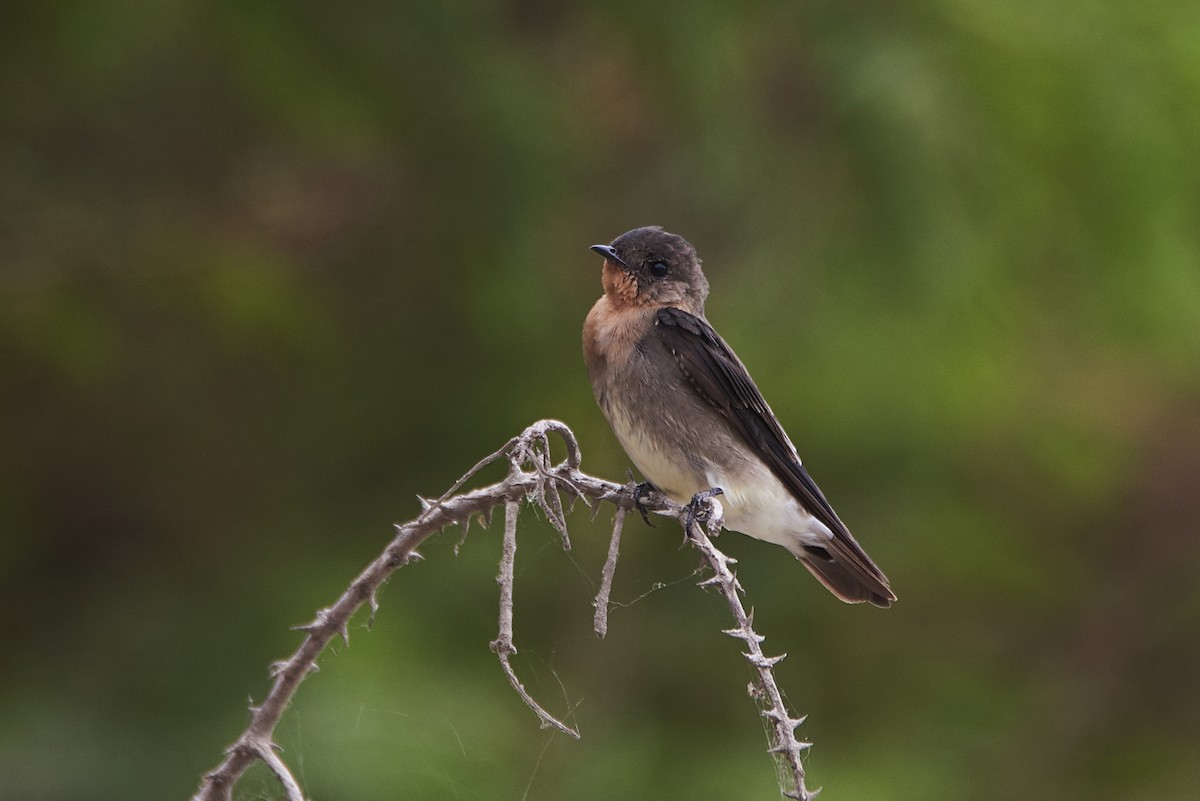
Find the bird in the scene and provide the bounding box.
[582,226,895,608]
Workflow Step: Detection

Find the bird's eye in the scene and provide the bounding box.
[649,261,668,278]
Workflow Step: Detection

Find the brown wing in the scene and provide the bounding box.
[655,307,895,607]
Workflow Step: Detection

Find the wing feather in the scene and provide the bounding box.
[655,307,893,603]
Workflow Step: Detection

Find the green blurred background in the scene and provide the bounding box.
[3,1,1199,799]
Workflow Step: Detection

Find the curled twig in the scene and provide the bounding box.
[490,499,580,738]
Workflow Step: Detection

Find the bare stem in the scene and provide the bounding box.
[592,505,627,638]
[191,419,821,801]
[253,740,306,801]
[490,499,580,738]
[684,495,819,801]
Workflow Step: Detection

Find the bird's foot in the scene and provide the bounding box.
[626,471,657,527]
[682,487,725,542]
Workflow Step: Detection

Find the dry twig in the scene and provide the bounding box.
[490,498,580,737]
[192,419,816,801]
[591,504,626,638]
[684,495,819,800]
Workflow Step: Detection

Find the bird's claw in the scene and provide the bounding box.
[631,480,656,527]
[683,487,725,542]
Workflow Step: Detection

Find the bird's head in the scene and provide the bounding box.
[590,226,709,313]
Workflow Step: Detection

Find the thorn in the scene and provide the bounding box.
[269,660,288,677]
[748,652,787,667]
[416,494,432,511]
[366,589,380,630]
[770,734,812,753]
[455,516,471,554]
[291,607,331,633]
[722,627,766,644]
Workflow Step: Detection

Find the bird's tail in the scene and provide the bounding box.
[797,543,895,609]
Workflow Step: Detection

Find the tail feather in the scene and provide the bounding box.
[798,546,895,609]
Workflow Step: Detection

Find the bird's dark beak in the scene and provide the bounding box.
[590,244,628,268]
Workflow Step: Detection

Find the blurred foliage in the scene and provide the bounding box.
[2,1,1199,799]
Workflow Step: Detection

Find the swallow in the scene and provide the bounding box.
[582,226,895,607]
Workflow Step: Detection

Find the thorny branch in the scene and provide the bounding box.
[685,496,819,801]
[192,419,816,801]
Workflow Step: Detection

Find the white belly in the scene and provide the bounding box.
[610,406,833,556]
[702,461,835,556]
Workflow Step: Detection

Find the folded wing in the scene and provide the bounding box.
[655,306,895,607]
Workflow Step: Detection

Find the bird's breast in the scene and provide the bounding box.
[585,298,825,549]
[605,400,701,500]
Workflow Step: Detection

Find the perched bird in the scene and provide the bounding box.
[583,226,895,607]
